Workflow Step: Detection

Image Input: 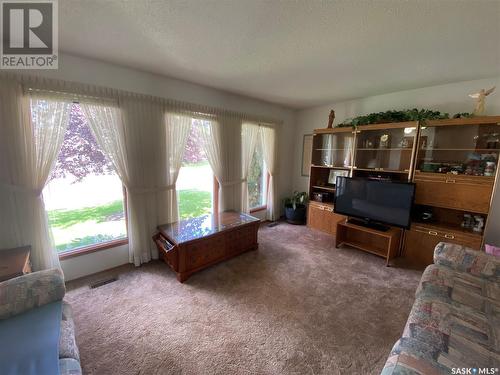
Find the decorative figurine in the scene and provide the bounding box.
[364,139,374,148]
[484,161,496,177]
[485,133,500,149]
[473,215,485,233]
[327,110,335,129]
[469,87,496,115]
[399,138,410,148]
[380,134,390,148]
[461,214,473,229]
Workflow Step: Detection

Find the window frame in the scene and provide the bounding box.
[247,141,269,212]
[48,102,129,259]
[58,238,129,260]
[249,170,270,213]
[213,173,269,214]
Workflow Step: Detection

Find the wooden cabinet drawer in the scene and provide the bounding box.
[185,236,225,270]
[307,202,345,235]
[414,172,494,213]
[412,226,482,249]
[327,209,346,235]
[153,233,178,271]
[308,203,328,233]
[403,225,482,268]
[225,225,258,255]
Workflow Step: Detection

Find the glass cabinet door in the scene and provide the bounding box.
[416,124,500,176]
[311,132,354,168]
[354,126,417,171]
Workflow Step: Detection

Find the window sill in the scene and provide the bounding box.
[58,238,128,260]
[250,205,267,213]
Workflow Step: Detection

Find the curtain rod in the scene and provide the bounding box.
[1,72,283,126]
[26,87,117,103]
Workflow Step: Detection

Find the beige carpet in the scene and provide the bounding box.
[66,223,422,375]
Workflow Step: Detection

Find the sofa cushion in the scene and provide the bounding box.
[416,264,500,313]
[0,301,63,375]
[381,338,449,375]
[59,358,82,375]
[404,296,499,358]
[433,242,500,281]
[0,268,65,320]
[403,265,500,371]
[59,302,80,361]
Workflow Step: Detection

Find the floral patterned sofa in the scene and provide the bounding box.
[0,268,81,375]
[381,242,500,374]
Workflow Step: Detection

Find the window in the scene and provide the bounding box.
[42,103,127,254]
[176,119,215,219]
[248,139,268,210]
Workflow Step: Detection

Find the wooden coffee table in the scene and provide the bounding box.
[153,211,260,282]
[0,246,32,282]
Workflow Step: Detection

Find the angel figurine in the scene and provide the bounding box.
[469,87,496,115]
[327,110,335,128]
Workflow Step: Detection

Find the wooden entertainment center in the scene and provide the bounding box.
[307,116,500,267]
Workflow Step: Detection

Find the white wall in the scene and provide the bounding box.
[60,244,129,281]
[20,53,296,280]
[293,77,500,246]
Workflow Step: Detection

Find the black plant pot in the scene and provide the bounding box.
[285,204,307,225]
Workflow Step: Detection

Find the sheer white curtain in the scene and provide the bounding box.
[83,97,159,265]
[241,122,259,213]
[260,126,279,221]
[80,102,130,185]
[0,80,71,270]
[199,116,242,212]
[163,113,192,223]
[82,100,192,266]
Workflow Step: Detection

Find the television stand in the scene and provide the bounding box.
[347,218,390,232]
[335,219,402,266]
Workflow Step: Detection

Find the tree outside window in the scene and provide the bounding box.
[43,104,127,253]
[248,139,267,209]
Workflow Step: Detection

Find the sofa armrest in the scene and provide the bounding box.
[433,242,499,280]
[0,268,65,320]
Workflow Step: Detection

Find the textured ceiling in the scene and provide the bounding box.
[59,0,500,109]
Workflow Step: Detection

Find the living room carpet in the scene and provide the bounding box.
[66,223,422,375]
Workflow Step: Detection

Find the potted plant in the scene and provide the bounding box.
[284,191,308,224]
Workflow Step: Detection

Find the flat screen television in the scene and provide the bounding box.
[334,177,415,230]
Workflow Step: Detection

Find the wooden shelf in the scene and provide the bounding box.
[311,165,351,169]
[338,220,400,237]
[335,220,402,266]
[354,121,419,131]
[309,201,334,209]
[314,127,354,134]
[356,148,413,151]
[312,185,336,191]
[414,171,495,180]
[338,241,387,257]
[353,168,409,174]
[420,148,500,151]
[423,116,500,126]
[314,148,347,151]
